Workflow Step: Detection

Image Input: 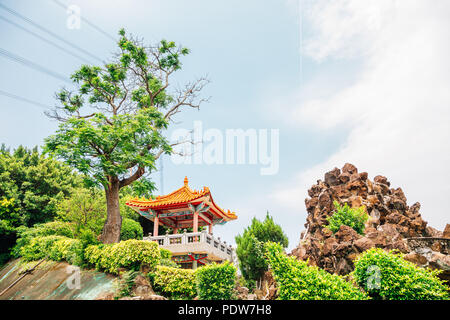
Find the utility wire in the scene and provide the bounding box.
[0,15,91,64]
[52,0,117,42]
[0,3,103,63]
[0,89,51,109]
[0,47,71,84]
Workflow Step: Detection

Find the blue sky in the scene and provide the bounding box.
[1,0,449,249]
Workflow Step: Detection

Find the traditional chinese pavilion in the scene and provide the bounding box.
[125,177,237,268]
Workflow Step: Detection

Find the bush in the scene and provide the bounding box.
[265,242,369,300]
[19,235,83,266]
[49,237,84,265]
[353,248,449,300]
[196,262,237,300]
[20,235,66,261]
[158,248,178,268]
[85,239,161,274]
[325,201,368,235]
[114,270,138,299]
[12,221,75,257]
[235,213,288,282]
[120,218,143,241]
[153,266,197,299]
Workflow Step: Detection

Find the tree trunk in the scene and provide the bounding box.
[100,178,122,243]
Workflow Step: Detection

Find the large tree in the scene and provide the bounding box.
[45,29,208,243]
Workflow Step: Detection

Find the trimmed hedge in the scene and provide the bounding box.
[49,237,84,265]
[19,235,83,266]
[12,221,75,257]
[196,261,237,300]
[353,248,449,300]
[265,242,369,300]
[85,239,161,274]
[153,265,197,299]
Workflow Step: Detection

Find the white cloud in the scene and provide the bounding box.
[272,0,450,232]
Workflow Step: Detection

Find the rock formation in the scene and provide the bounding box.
[291,163,449,282]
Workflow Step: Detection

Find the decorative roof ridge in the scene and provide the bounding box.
[125,177,210,205]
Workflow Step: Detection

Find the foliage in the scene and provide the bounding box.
[0,145,82,261]
[195,262,237,300]
[19,235,83,266]
[352,248,449,300]
[113,270,138,299]
[48,237,84,265]
[265,242,369,300]
[0,198,21,235]
[19,235,65,261]
[0,146,82,226]
[235,212,288,282]
[56,187,143,238]
[84,239,161,274]
[158,248,178,268]
[325,201,369,235]
[56,188,106,235]
[44,29,208,243]
[153,266,196,299]
[0,198,21,266]
[120,218,143,241]
[12,221,75,257]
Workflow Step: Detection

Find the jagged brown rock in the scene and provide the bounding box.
[292,163,449,281]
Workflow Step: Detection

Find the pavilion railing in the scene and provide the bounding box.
[143,230,234,260]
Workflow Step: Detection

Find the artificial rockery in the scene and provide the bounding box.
[291,163,450,283]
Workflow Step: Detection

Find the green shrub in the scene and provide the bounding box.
[265,242,369,300]
[84,243,110,270]
[84,239,161,274]
[49,237,84,265]
[353,248,449,300]
[114,270,138,299]
[19,235,84,266]
[12,221,75,257]
[120,218,143,241]
[158,248,178,268]
[195,261,237,300]
[325,201,368,235]
[153,265,197,299]
[235,213,288,283]
[20,235,66,261]
[77,227,100,247]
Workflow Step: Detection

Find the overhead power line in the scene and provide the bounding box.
[0,15,91,64]
[0,89,51,109]
[0,3,103,63]
[52,0,117,42]
[0,47,71,84]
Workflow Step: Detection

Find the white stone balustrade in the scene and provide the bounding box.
[143,230,234,262]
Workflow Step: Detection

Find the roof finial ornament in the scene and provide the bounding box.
[184,176,189,186]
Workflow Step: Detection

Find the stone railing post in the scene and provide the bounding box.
[200,229,207,243]
[182,230,187,244]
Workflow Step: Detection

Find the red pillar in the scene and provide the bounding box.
[208,223,213,235]
[193,211,199,233]
[153,215,159,237]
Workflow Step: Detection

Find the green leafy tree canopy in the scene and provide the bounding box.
[44,29,209,243]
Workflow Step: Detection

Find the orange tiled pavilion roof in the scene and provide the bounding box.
[125,177,237,222]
